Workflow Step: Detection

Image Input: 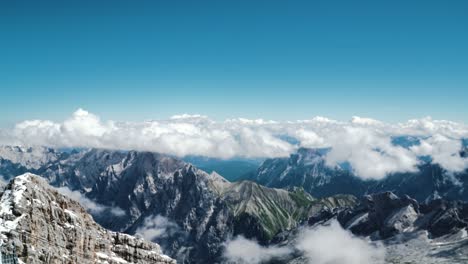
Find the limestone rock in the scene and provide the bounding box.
[0,173,175,264]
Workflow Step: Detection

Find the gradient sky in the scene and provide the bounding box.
[1,0,467,127]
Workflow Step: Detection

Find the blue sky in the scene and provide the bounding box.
[1,0,467,127]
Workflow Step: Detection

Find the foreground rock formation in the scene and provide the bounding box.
[0,173,175,264]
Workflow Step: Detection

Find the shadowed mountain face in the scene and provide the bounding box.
[247,148,371,198]
[248,147,468,202]
[0,146,356,263]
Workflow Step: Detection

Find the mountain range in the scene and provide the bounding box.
[1,145,468,263]
[247,147,468,201]
[0,146,355,263]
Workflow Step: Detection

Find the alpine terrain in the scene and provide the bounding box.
[0,173,175,264]
[0,146,356,263]
[248,146,468,202]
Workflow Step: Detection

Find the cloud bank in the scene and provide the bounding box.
[1,109,467,179]
[223,220,385,264]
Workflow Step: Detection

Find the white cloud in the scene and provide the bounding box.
[223,220,385,264]
[296,220,385,264]
[295,129,325,148]
[351,116,384,126]
[324,127,419,179]
[135,215,180,241]
[411,134,468,172]
[6,108,295,159]
[170,114,208,120]
[223,236,292,264]
[1,109,467,179]
[56,186,125,216]
[109,207,126,217]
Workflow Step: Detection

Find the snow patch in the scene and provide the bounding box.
[0,173,32,234]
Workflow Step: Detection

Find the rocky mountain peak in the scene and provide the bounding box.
[0,145,61,170]
[0,173,176,264]
[306,191,468,241]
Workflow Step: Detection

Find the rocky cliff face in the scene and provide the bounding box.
[307,191,468,240]
[0,173,175,264]
[280,192,468,264]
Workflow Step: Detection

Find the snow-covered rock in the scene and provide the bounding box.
[0,173,176,264]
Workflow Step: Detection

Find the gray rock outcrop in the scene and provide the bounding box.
[0,173,176,264]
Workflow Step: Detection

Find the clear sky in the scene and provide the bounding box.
[1,0,467,127]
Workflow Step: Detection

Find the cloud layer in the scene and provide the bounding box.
[1,109,467,179]
[223,220,385,264]
[56,186,125,216]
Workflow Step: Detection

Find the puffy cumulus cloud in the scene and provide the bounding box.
[135,215,181,241]
[294,129,325,148]
[296,220,385,264]
[411,135,468,172]
[56,187,125,216]
[324,127,419,179]
[12,109,114,147]
[7,109,293,159]
[351,116,384,126]
[397,117,468,138]
[223,236,292,264]
[1,109,468,179]
[223,220,385,264]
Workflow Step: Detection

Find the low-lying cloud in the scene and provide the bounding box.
[223,236,292,264]
[1,109,467,179]
[135,215,181,241]
[56,186,125,216]
[223,220,385,264]
[296,220,385,264]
